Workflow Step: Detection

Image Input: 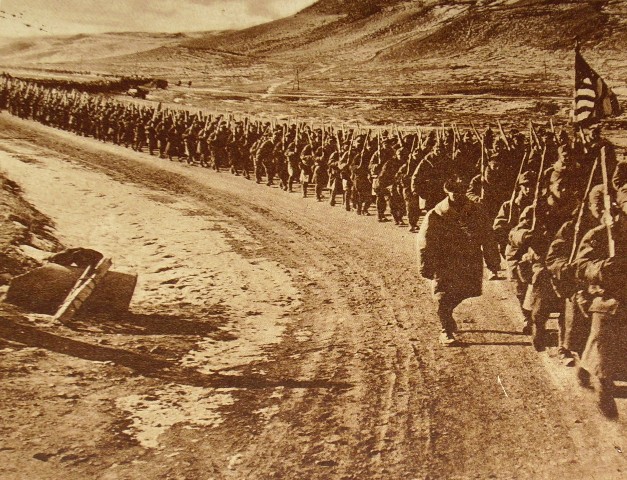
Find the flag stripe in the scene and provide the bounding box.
[572,50,622,126]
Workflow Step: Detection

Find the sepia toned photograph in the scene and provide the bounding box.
[0,1,626,478]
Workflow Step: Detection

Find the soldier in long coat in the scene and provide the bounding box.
[573,185,627,418]
[417,175,501,346]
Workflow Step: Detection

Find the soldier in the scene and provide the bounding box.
[573,185,627,418]
[370,136,398,221]
[156,121,168,158]
[411,142,448,212]
[134,118,147,152]
[338,144,354,212]
[210,121,230,172]
[146,121,157,155]
[546,183,606,365]
[285,134,302,193]
[299,140,315,198]
[183,122,198,164]
[274,129,289,190]
[351,137,373,215]
[494,170,536,333]
[328,156,343,206]
[312,143,329,202]
[417,175,501,346]
[509,168,580,351]
[165,121,181,161]
[265,131,280,185]
[228,122,245,175]
[390,167,407,225]
[197,123,211,167]
[402,147,423,233]
[467,150,512,222]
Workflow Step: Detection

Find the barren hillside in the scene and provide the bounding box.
[1,1,626,112]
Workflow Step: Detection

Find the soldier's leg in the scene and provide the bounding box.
[344,185,352,212]
[391,203,404,224]
[329,185,336,206]
[279,168,289,190]
[265,162,275,186]
[566,293,592,357]
[528,278,554,352]
[376,189,387,221]
[354,191,362,214]
[243,158,251,179]
[580,311,622,417]
[315,181,323,201]
[362,194,372,215]
[213,148,221,171]
[410,199,421,231]
[435,292,462,345]
[511,276,532,334]
[254,161,263,183]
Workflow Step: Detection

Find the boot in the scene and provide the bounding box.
[597,379,618,419]
[532,321,545,352]
[522,311,533,335]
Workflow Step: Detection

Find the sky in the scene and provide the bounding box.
[0,0,317,36]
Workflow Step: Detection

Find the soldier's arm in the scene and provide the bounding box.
[508,204,534,249]
[492,201,512,240]
[416,211,438,280]
[573,227,614,287]
[466,174,483,204]
[546,220,576,283]
[475,206,501,273]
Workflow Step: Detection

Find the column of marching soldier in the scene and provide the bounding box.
[1,76,625,418]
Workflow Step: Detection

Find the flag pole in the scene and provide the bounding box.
[600,147,616,257]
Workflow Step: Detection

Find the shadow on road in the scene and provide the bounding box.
[459,329,527,336]
[459,341,532,347]
[613,386,627,399]
[71,311,226,337]
[0,316,352,391]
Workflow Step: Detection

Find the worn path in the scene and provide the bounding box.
[0,114,625,479]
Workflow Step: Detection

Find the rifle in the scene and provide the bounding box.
[531,146,547,232]
[577,126,589,154]
[529,120,541,150]
[409,134,417,161]
[335,128,342,154]
[497,120,511,151]
[282,121,287,150]
[358,131,370,167]
[415,127,423,150]
[507,149,530,223]
[394,124,403,145]
[470,121,482,143]
[480,136,485,199]
[569,158,599,263]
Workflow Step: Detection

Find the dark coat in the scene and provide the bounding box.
[574,223,627,308]
[417,197,500,301]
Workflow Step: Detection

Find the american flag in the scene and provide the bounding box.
[573,49,622,127]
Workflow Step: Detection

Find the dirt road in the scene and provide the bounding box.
[0,114,625,479]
